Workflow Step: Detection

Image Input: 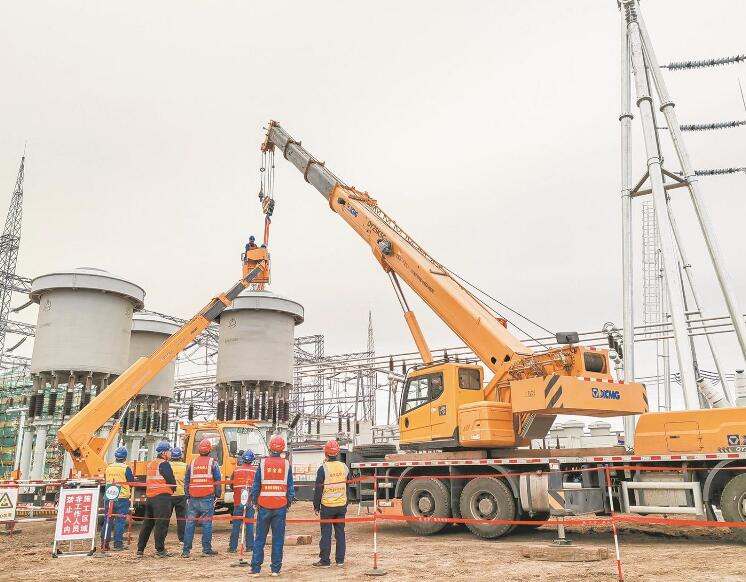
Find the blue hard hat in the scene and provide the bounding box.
[249,235,255,241]
[114,446,128,460]
[241,450,255,464]
[171,447,183,459]
[155,441,171,454]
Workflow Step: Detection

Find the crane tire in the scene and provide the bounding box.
[459,477,516,539]
[720,473,746,542]
[402,478,451,535]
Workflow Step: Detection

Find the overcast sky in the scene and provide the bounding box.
[1,1,744,416]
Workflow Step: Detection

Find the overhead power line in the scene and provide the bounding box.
[680,120,746,131]
[663,54,746,70]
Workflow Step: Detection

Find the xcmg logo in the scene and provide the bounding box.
[591,387,621,400]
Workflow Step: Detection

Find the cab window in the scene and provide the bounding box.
[430,374,444,400]
[402,373,444,413]
[193,430,223,464]
[458,368,481,390]
[403,377,430,413]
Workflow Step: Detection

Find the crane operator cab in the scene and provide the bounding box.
[400,363,495,449]
[400,347,650,451]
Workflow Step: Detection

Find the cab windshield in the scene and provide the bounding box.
[223,426,269,459]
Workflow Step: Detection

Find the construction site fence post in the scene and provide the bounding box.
[605,465,625,582]
[101,499,113,552]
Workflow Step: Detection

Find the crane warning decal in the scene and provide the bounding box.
[719,434,746,453]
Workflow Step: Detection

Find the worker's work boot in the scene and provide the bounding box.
[313,561,331,568]
[135,551,144,558]
[181,551,190,559]
[155,550,173,558]
[202,549,219,556]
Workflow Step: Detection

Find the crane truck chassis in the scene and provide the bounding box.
[349,448,746,540]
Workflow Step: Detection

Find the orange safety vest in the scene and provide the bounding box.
[232,465,257,506]
[189,455,216,498]
[257,456,289,509]
[146,458,172,498]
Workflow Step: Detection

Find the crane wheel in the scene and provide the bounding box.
[720,473,746,542]
[402,478,451,535]
[459,477,516,539]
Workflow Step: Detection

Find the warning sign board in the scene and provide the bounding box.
[54,488,99,542]
[0,488,18,522]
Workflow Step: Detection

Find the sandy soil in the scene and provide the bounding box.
[1,503,745,581]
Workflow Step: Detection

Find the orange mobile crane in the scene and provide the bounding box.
[263,121,746,539]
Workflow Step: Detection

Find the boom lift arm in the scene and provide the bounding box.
[263,121,648,448]
[262,122,531,378]
[56,258,269,477]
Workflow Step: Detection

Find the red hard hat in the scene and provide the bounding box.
[268,435,286,453]
[198,438,212,454]
[324,440,340,456]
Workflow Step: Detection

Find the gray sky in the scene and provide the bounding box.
[1,1,745,413]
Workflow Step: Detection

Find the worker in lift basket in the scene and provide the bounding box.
[247,236,258,251]
[169,447,188,545]
[181,438,222,558]
[102,446,135,551]
[312,439,349,568]
[136,441,176,558]
[227,449,257,553]
[250,435,295,577]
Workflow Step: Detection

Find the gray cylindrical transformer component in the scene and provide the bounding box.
[19,426,34,478]
[128,315,180,397]
[216,290,303,385]
[29,267,145,375]
[30,422,50,480]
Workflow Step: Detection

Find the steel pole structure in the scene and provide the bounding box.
[624,3,699,407]
[634,2,746,365]
[620,8,637,447]
[666,203,733,404]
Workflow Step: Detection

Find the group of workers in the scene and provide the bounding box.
[102,435,348,576]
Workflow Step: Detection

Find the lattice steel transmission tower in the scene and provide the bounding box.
[0,156,25,368]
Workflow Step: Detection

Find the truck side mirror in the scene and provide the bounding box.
[229,440,238,456]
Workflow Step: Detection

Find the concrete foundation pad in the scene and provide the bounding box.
[520,544,609,562]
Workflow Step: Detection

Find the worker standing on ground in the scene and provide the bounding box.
[137,441,176,558]
[101,446,135,551]
[312,440,348,568]
[250,435,294,577]
[169,447,187,545]
[228,449,257,554]
[181,438,222,558]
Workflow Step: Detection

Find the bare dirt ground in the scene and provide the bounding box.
[1,503,745,581]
